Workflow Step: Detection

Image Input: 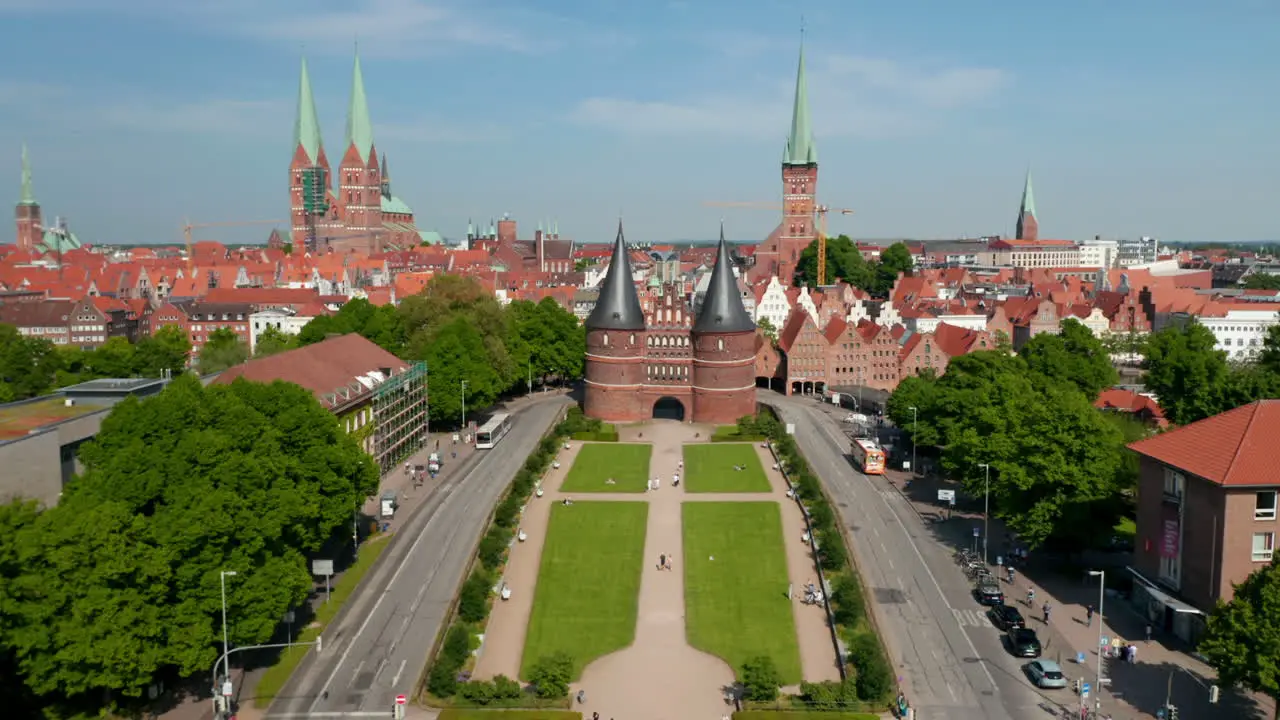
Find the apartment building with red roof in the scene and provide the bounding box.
[1128,400,1280,642]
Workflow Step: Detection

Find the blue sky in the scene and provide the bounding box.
[1,0,1276,246]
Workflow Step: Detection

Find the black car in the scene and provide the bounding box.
[988,604,1026,630]
[1008,627,1042,658]
[975,581,1004,606]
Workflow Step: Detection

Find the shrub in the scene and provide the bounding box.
[478,526,511,571]
[457,570,492,624]
[493,493,522,529]
[830,573,865,628]
[741,655,781,702]
[491,674,523,700]
[849,633,892,701]
[458,680,495,705]
[807,499,834,530]
[528,652,573,699]
[442,623,471,665]
[426,657,459,697]
[800,678,858,710]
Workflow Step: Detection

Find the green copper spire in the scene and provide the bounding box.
[1019,169,1037,218]
[783,44,817,166]
[293,58,324,163]
[345,51,375,161]
[19,144,36,206]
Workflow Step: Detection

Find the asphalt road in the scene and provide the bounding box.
[765,393,1069,720]
[266,397,570,719]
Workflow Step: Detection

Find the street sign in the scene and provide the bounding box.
[312,559,334,576]
[785,423,796,435]
[1100,635,1110,647]
[1076,651,1086,664]
[1081,682,1091,696]
[973,527,980,537]
[396,694,407,705]
[937,489,956,502]
[222,680,233,697]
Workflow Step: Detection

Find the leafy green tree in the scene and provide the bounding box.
[133,325,190,376]
[426,316,505,427]
[871,242,914,296]
[1259,324,1280,375]
[794,234,873,290]
[529,652,573,699]
[885,370,941,446]
[0,324,61,401]
[1199,558,1280,714]
[1143,323,1235,425]
[1020,318,1118,397]
[297,298,406,356]
[253,325,298,358]
[198,327,248,373]
[757,317,778,344]
[0,376,378,702]
[1243,273,1280,290]
[741,655,781,701]
[402,275,515,390]
[86,336,137,378]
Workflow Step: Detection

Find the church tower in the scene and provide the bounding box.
[15,145,42,251]
[288,57,331,253]
[778,42,819,282]
[691,225,758,424]
[1015,169,1038,241]
[583,221,648,422]
[338,52,383,249]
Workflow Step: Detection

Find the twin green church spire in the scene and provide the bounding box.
[783,42,817,166]
[292,51,377,163]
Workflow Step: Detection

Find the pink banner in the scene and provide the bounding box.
[1161,518,1180,559]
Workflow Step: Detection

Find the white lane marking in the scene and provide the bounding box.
[347,661,364,688]
[807,407,1001,693]
[390,659,407,687]
[886,556,895,571]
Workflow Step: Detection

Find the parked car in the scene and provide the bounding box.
[988,604,1026,630]
[1026,659,1068,689]
[1008,628,1043,658]
[975,581,1004,606]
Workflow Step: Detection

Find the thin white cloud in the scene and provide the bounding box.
[98,99,290,136]
[569,53,1009,140]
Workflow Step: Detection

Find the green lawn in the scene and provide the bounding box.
[733,712,879,720]
[521,502,649,679]
[683,443,771,493]
[440,707,581,712]
[559,443,651,493]
[683,502,801,683]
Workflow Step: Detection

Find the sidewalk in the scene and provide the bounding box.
[877,467,1274,720]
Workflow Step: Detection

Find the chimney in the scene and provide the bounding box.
[537,228,545,272]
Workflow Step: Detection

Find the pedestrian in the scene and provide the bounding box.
[1086,604,1095,627]
[1145,623,1153,643]
[1042,602,1051,624]
[659,553,666,570]
[1007,566,1015,584]
[593,712,600,720]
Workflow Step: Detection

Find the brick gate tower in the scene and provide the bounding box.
[583,222,757,423]
[750,42,818,283]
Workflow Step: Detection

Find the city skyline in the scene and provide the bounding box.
[1,0,1277,246]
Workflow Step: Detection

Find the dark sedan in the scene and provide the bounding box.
[975,581,1004,606]
[1008,628,1042,658]
[988,604,1026,630]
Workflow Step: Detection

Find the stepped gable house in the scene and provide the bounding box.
[583,222,757,424]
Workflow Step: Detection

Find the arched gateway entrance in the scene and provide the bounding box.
[652,396,686,421]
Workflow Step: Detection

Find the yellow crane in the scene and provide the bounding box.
[182,218,284,272]
[703,201,854,285]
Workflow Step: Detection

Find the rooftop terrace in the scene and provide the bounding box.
[0,397,100,441]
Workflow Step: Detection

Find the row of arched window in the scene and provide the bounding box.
[648,365,688,381]
[648,335,688,348]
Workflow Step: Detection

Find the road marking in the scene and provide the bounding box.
[951,607,995,629]
[390,659,406,687]
[348,661,364,688]
[886,556,895,571]
[806,407,1001,693]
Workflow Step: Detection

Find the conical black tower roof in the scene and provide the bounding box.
[694,224,756,334]
[585,220,646,331]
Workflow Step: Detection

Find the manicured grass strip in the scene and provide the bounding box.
[683,502,802,683]
[683,443,771,493]
[521,502,648,679]
[732,707,880,712]
[559,443,651,493]
[440,707,581,712]
[255,535,392,707]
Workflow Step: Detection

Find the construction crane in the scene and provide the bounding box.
[703,201,854,285]
[182,218,283,272]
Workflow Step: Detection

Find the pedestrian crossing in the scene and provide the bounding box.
[951,607,994,629]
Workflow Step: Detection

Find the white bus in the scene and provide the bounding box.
[475,413,512,449]
[851,438,886,475]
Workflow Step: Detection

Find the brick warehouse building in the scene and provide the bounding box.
[584,222,757,423]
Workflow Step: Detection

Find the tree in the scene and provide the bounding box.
[528,652,573,699]
[0,324,61,401]
[1243,273,1280,290]
[1143,323,1235,425]
[757,317,778,344]
[133,325,191,376]
[425,316,505,427]
[794,235,873,290]
[1199,559,1280,717]
[871,242,914,296]
[254,326,298,358]
[1020,318,1118,397]
[297,298,406,356]
[1259,324,1280,375]
[198,328,248,373]
[0,375,378,702]
[741,655,781,702]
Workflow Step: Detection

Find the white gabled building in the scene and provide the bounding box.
[1197,304,1280,361]
[754,276,791,329]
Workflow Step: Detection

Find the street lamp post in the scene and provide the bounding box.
[1089,569,1106,712]
[528,360,533,394]
[908,406,919,476]
[219,570,237,691]
[460,380,468,431]
[977,463,991,565]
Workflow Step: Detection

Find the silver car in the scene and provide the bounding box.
[1026,659,1068,689]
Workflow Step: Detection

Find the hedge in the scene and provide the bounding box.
[757,408,894,710]
[424,407,580,703]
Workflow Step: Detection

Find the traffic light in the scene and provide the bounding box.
[1073,678,1082,693]
[1210,684,1221,703]
[1168,704,1179,720]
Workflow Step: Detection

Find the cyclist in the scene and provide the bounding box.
[1007,566,1016,583]
[1026,588,1035,606]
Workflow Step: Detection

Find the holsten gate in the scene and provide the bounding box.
[583,223,757,424]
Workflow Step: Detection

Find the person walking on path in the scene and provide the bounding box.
[1042,602,1051,624]
[1086,603,1095,627]
[1145,623,1153,643]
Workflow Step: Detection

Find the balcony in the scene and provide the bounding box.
[1162,489,1183,505]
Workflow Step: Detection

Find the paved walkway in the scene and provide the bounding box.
[473,420,840,720]
[879,467,1275,720]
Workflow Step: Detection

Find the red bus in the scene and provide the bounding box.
[852,438,886,475]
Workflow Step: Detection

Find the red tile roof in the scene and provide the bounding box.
[213,334,407,411]
[1127,400,1280,486]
